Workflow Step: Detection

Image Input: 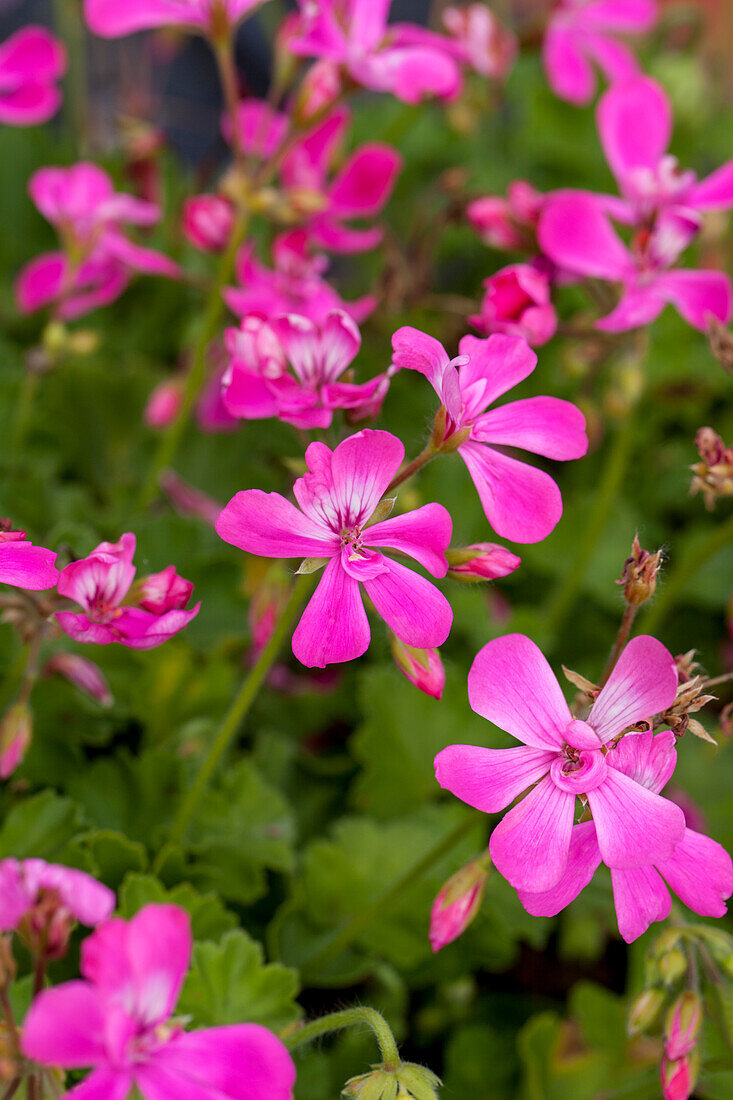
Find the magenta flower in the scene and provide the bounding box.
[0,521,58,590]
[391,329,587,543]
[517,729,733,941]
[0,858,114,934]
[43,653,114,707]
[542,0,657,106]
[224,230,375,325]
[442,4,517,80]
[538,192,732,331]
[390,637,445,700]
[21,904,296,1100]
[182,193,235,252]
[17,163,180,319]
[223,309,390,429]
[470,263,558,346]
[144,379,183,429]
[596,76,733,222]
[221,98,289,158]
[216,429,453,667]
[467,181,546,252]
[84,0,269,38]
[435,633,684,894]
[56,533,200,649]
[287,0,462,104]
[0,25,66,126]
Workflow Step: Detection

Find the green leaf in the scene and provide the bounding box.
[79,829,148,890]
[179,928,301,1030]
[0,791,84,860]
[118,873,237,941]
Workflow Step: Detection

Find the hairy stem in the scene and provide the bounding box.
[285,1006,400,1069]
[599,603,637,687]
[165,572,314,848]
[301,813,480,973]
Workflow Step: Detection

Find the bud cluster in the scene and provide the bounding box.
[690,427,733,509]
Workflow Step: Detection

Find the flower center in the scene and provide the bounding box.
[550,746,607,794]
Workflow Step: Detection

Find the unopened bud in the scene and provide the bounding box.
[429,854,490,952]
[43,653,113,707]
[182,194,235,253]
[664,992,702,1060]
[160,471,222,527]
[0,703,32,779]
[690,426,733,509]
[659,949,687,986]
[615,534,662,606]
[446,542,521,582]
[294,59,342,123]
[660,1048,699,1100]
[344,1062,441,1100]
[144,379,183,429]
[136,566,194,613]
[390,636,445,701]
[627,987,665,1035]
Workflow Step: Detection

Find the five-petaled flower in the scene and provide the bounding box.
[216,429,453,667]
[0,25,66,126]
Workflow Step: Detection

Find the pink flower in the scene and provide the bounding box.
[391,329,588,542]
[470,263,558,346]
[0,25,66,125]
[224,230,375,325]
[182,194,235,252]
[442,4,517,80]
[84,0,270,38]
[42,653,113,707]
[517,729,733,941]
[160,472,223,527]
[17,163,180,319]
[429,855,490,951]
[222,99,289,158]
[435,633,684,895]
[287,0,462,104]
[0,704,31,779]
[144,379,183,428]
[0,521,58,590]
[0,858,114,934]
[596,76,733,221]
[56,533,200,649]
[467,181,546,252]
[543,0,657,106]
[223,309,390,429]
[446,542,521,582]
[538,193,732,331]
[661,1051,698,1100]
[390,636,445,700]
[21,904,296,1100]
[216,429,453,667]
[295,59,343,121]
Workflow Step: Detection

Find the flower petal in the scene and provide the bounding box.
[542,26,596,106]
[292,556,370,667]
[363,503,452,577]
[597,76,672,185]
[468,633,571,749]
[391,326,451,395]
[586,769,685,868]
[589,636,678,743]
[328,145,402,218]
[605,729,677,795]
[21,982,106,1068]
[538,194,633,280]
[0,542,58,590]
[610,864,671,943]
[330,429,405,527]
[457,333,538,409]
[472,396,588,459]
[489,776,576,892]
[83,0,208,35]
[363,558,452,648]
[687,161,733,211]
[216,490,336,559]
[657,828,733,918]
[518,821,602,916]
[434,744,555,813]
[459,439,563,544]
[656,269,733,330]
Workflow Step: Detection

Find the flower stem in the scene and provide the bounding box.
[284,1006,400,1069]
[386,444,437,493]
[212,35,243,165]
[0,1081,20,1100]
[300,813,480,974]
[642,511,733,636]
[165,572,314,849]
[599,603,637,687]
[138,209,248,508]
[9,371,40,475]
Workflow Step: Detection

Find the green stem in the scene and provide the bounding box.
[138,211,248,508]
[166,572,314,847]
[544,405,639,640]
[285,1006,400,1068]
[302,813,480,973]
[599,603,637,688]
[642,511,733,636]
[53,0,89,155]
[9,372,40,474]
[0,644,31,716]
[386,444,437,494]
[213,35,243,166]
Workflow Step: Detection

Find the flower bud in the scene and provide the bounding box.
[182,194,235,253]
[469,263,557,347]
[0,703,32,779]
[136,566,194,613]
[690,426,733,509]
[390,636,445,701]
[294,59,342,123]
[344,1062,441,1100]
[144,380,183,429]
[615,534,662,607]
[446,542,521,582]
[429,854,490,952]
[43,653,113,707]
[664,992,702,1060]
[659,948,687,986]
[160,471,222,527]
[660,1048,699,1100]
[627,987,665,1035]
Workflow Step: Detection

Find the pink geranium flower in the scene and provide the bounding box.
[538,192,732,331]
[543,0,657,106]
[216,429,453,667]
[56,533,200,649]
[182,193,235,252]
[470,263,558,346]
[21,904,296,1100]
[0,858,114,934]
[223,309,391,428]
[84,0,269,38]
[0,521,58,590]
[223,230,375,324]
[17,163,180,319]
[435,633,684,894]
[517,729,733,941]
[467,180,546,252]
[0,25,66,125]
[442,4,517,80]
[391,329,587,542]
[287,0,462,104]
[596,76,733,222]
